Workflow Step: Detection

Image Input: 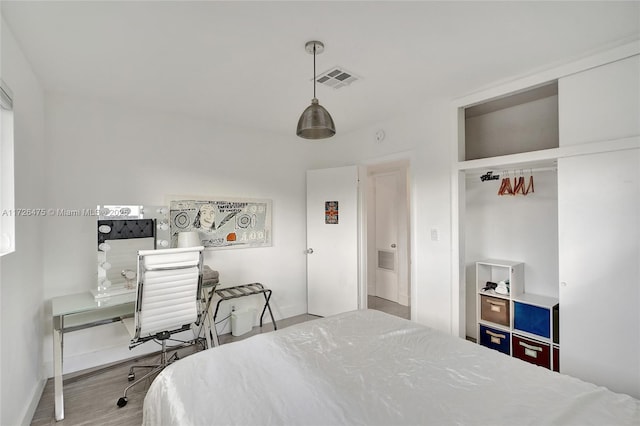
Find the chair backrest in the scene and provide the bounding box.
[133,246,204,341]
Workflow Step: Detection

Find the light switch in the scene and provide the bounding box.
[430,228,439,241]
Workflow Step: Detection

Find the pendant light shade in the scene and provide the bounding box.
[296,41,336,139]
[296,98,336,139]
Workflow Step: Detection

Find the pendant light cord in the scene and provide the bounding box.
[313,43,316,99]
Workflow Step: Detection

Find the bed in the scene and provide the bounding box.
[143,309,639,425]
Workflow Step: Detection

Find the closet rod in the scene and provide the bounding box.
[465,166,557,181]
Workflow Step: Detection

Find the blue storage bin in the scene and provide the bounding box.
[513,301,551,338]
[479,324,510,355]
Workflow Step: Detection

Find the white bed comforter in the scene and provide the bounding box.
[143,309,639,425]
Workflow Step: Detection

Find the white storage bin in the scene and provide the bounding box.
[231,309,256,336]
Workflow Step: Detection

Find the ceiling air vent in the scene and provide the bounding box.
[314,67,360,89]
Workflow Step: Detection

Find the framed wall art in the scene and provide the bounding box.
[325,201,339,224]
[167,196,272,249]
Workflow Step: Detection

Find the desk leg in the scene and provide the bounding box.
[198,290,212,349]
[200,289,219,348]
[206,294,219,347]
[209,316,220,347]
[53,315,64,421]
[203,318,212,349]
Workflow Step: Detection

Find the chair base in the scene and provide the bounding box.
[116,341,180,408]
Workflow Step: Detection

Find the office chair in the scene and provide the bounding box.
[116,246,204,408]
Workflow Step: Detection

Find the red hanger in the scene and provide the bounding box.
[524,170,534,195]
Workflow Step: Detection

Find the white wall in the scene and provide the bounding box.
[40,93,312,376]
[410,103,454,332]
[305,100,455,334]
[465,95,558,160]
[0,18,47,426]
[37,93,457,381]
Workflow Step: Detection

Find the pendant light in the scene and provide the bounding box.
[296,41,336,139]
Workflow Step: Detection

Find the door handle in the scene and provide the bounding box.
[390,244,396,248]
[305,248,314,254]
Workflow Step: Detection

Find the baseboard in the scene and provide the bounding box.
[398,294,410,306]
[63,342,202,384]
[21,377,46,426]
[42,329,191,378]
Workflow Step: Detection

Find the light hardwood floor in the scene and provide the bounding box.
[31,301,408,425]
[31,314,317,426]
[368,295,410,319]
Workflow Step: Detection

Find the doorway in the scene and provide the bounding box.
[365,161,411,320]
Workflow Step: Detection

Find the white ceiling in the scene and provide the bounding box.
[2,1,639,137]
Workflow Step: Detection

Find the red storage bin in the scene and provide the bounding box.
[512,334,551,369]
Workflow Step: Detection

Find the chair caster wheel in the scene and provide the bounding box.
[117,397,128,408]
[128,373,135,381]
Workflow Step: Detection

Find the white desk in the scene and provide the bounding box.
[51,292,136,421]
[51,285,218,421]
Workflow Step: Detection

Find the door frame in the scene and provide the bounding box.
[358,154,413,320]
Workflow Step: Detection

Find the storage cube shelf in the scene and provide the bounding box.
[476,259,559,371]
[476,259,524,299]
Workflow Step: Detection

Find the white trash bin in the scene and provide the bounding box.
[231,308,256,337]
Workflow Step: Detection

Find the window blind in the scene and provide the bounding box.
[0,80,13,110]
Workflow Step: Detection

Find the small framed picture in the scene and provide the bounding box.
[325,201,338,224]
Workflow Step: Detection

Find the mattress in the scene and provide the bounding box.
[143,309,640,425]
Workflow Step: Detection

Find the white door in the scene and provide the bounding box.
[374,173,399,302]
[558,149,640,398]
[307,166,359,317]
